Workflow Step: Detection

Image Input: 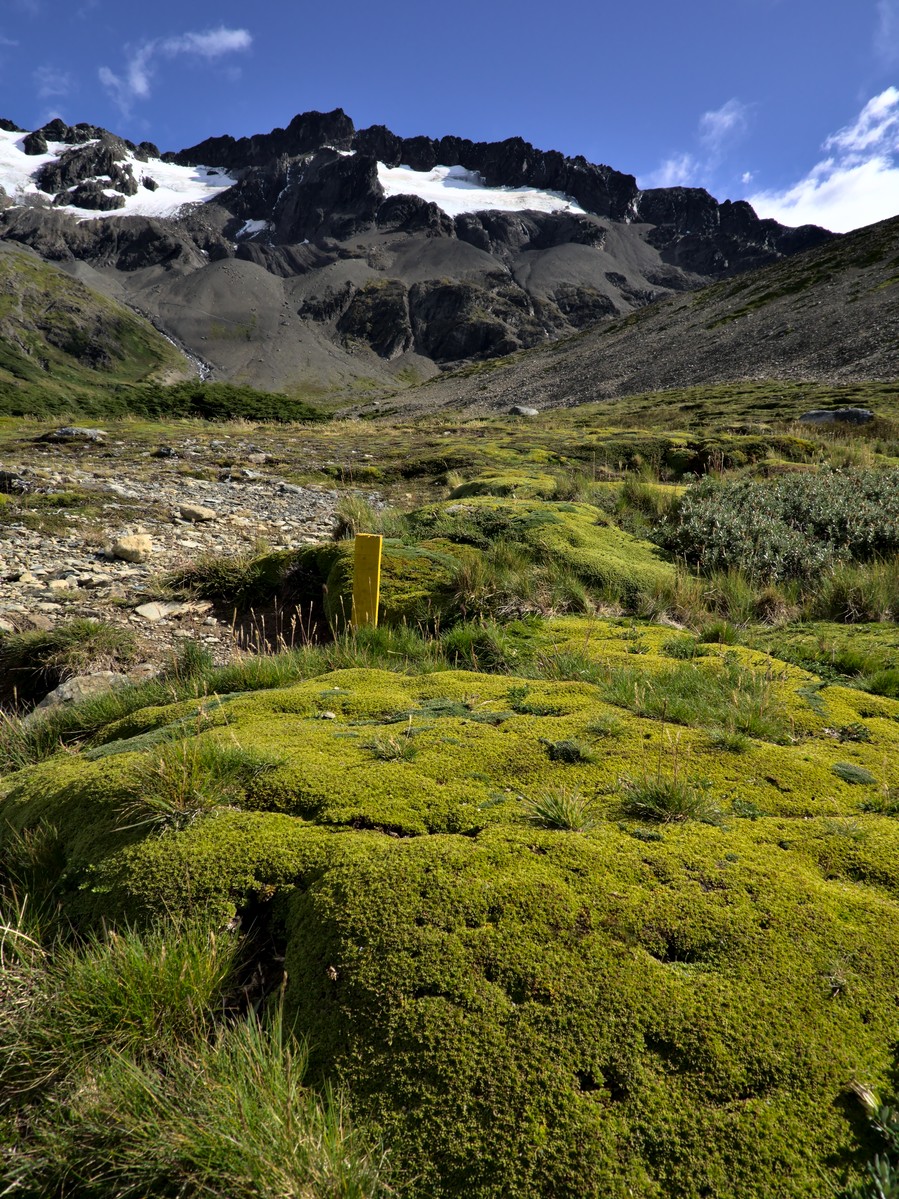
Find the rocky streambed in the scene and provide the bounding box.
[0,426,347,677]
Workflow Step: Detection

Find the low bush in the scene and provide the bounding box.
[657,469,899,582]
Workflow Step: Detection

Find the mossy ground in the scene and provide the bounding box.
[5,385,899,1195]
[4,618,899,1196]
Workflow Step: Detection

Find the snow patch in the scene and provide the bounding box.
[376,162,584,217]
[236,219,270,239]
[0,128,236,221]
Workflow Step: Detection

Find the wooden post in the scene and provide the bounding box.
[352,533,383,628]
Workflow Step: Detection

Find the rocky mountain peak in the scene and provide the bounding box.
[0,106,838,392]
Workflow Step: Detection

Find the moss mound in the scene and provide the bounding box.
[3,619,899,1195]
[406,497,676,601]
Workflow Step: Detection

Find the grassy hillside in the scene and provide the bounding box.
[0,242,191,405]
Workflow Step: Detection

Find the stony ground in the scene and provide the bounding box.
[0,425,346,669]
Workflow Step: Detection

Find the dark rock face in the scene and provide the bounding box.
[0,206,205,270]
[22,132,48,156]
[551,284,618,325]
[376,193,455,236]
[408,276,558,362]
[38,135,139,205]
[186,109,831,282]
[62,182,127,212]
[636,187,832,276]
[337,280,413,358]
[34,119,107,145]
[271,150,384,243]
[0,119,25,133]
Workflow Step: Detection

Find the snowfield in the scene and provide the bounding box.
[376,162,585,217]
[0,128,236,221]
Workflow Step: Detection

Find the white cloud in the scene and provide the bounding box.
[641,153,701,189]
[639,97,750,190]
[99,26,252,115]
[741,170,755,185]
[748,88,899,232]
[160,28,252,58]
[699,98,750,151]
[34,65,74,99]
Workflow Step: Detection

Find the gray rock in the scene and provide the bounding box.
[38,426,108,444]
[508,405,540,417]
[30,671,131,715]
[797,408,875,425]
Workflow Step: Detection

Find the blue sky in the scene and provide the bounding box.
[1,0,898,232]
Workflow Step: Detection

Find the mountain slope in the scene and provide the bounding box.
[0,110,833,394]
[0,241,190,404]
[381,213,899,417]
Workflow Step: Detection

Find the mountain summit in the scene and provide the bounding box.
[0,109,833,391]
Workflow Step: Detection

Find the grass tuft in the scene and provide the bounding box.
[522,786,598,831]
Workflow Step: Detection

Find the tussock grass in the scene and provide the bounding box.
[6,1011,391,1199]
[0,920,241,1104]
[120,737,283,831]
[0,619,140,708]
[618,773,722,825]
[0,912,390,1199]
[522,786,598,831]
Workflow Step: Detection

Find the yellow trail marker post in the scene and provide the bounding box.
[352,533,383,628]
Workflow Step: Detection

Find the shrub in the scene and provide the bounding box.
[657,469,899,582]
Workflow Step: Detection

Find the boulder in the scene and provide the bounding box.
[38,426,108,444]
[178,503,217,523]
[509,405,540,417]
[111,534,154,563]
[29,671,131,714]
[798,408,875,425]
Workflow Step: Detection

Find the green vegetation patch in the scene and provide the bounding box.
[4,628,899,1195]
[407,496,676,602]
